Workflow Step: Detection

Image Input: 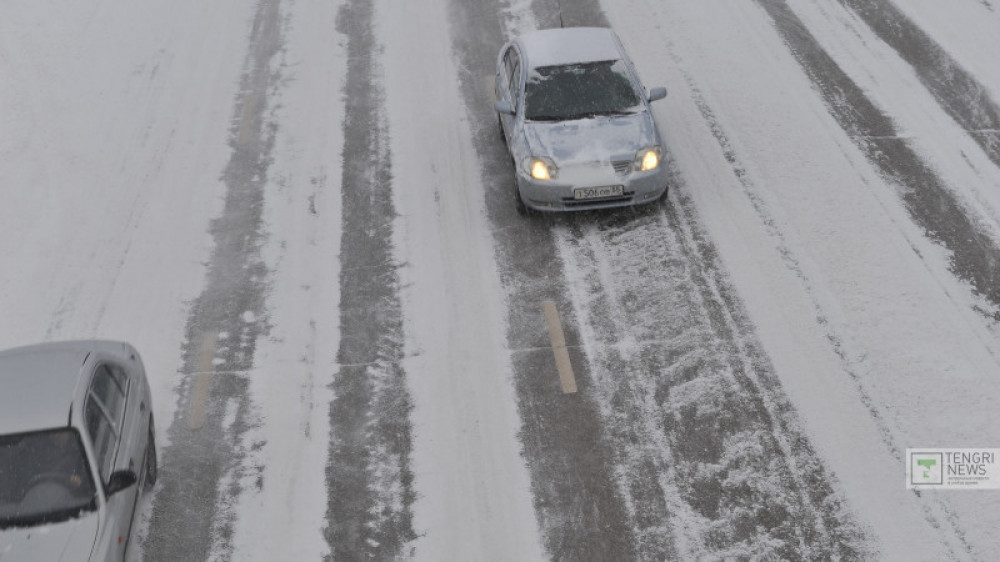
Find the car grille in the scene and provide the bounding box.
[612,160,632,175]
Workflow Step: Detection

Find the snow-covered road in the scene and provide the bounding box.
[3,0,1000,559]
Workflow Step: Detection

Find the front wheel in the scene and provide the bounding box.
[511,166,530,216]
[655,185,669,204]
[514,189,530,215]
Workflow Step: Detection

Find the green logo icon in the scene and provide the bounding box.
[910,451,944,486]
[917,458,937,478]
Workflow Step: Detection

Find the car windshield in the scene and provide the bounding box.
[0,429,97,529]
[524,59,642,121]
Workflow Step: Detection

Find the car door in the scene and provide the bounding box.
[84,361,140,560]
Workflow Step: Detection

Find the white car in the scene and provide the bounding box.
[0,341,156,561]
[495,27,669,213]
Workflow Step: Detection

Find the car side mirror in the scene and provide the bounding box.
[106,469,138,496]
[648,86,667,102]
[494,99,515,115]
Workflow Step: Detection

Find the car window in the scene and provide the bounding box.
[108,364,129,395]
[0,429,97,527]
[91,365,126,431]
[503,47,516,85]
[85,398,117,482]
[524,59,642,121]
[502,47,521,104]
[85,367,123,484]
[508,59,521,112]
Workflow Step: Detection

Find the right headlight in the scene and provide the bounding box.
[634,147,662,172]
[522,156,558,180]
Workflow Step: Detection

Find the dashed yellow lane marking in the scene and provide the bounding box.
[237,92,259,146]
[542,301,577,394]
[187,332,217,430]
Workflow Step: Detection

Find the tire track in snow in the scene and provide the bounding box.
[675,66,906,461]
[526,0,867,558]
[671,67,907,557]
[759,0,1000,322]
[835,0,1000,173]
[447,0,639,558]
[142,0,281,559]
[754,0,993,557]
[322,0,417,558]
[551,193,869,559]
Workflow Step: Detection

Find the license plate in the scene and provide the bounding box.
[573,185,625,200]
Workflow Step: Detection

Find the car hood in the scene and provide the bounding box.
[0,513,98,562]
[522,111,657,168]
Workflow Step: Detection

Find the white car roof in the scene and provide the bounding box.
[0,345,87,434]
[517,27,624,69]
[0,341,135,435]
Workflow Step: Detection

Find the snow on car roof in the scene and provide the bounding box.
[517,27,624,69]
[0,344,88,434]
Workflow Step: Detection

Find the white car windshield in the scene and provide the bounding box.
[0,429,97,528]
[525,59,642,121]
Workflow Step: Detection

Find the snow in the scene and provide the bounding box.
[0,0,251,446]
[4,0,1000,559]
[786,0,1000,267]
[220,0,346,559]
[379,0,546,558]
[890,0,1000,105]
[499,0,536,38]
[602,0,1000,558]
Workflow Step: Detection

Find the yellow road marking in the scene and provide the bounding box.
[237,92,258,146]
[187,332,217,430]
[542,301,577,394]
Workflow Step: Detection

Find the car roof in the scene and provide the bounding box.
[0,342,92,434]
[517,27,624,69]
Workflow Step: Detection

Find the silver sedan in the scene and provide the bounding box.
[0,341,156,561]
[494,27,669,213]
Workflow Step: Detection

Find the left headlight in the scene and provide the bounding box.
[635,147,662,172]
[523,156,558,180]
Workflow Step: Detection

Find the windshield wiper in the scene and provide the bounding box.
[577,109,638,118]
[528,109,638,122]
[526,114,565,122]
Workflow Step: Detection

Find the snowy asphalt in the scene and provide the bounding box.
[4,0,1000,560]
[142,0,281,559]
[453,0,640,557]
[324,0,415,557]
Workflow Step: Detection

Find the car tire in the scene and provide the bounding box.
[515,189,530,215]
[511,163,530,216]
[657,185,669,204]
[144,418,158,488]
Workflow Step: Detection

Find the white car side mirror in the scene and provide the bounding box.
[495,99,515,115]
[648,86,667,102]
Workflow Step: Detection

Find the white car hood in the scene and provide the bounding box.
[522,112,656,168]
[0,513,98,562]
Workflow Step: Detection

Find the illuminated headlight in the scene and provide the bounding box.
[523,157,557,180]
[635,147,662,172]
